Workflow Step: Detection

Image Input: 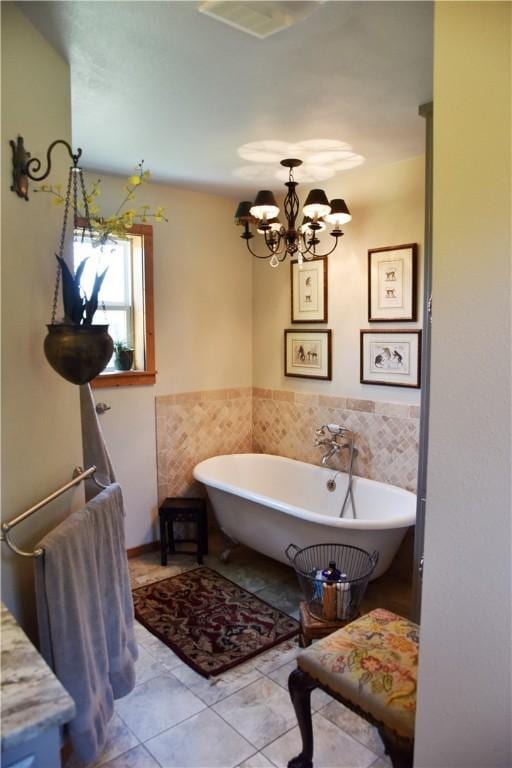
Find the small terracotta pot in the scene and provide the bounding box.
[44,324,113,385]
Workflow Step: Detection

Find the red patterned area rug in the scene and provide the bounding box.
[132,567,299,678]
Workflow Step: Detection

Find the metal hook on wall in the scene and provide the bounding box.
[9,135,83,201]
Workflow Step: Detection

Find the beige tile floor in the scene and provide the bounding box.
[66,544,405,768]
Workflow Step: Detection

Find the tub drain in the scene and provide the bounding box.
[326,478,336,492]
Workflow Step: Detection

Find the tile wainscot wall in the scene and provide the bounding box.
[253,389,420,492]
[156,388,253,501]
[156,387,420,502]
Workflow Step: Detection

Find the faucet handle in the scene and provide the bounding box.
[315,427,326,437]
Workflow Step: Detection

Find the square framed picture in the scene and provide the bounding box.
[285,329,332,380]
[360,330,421,388]
[290,256,327,323]
[368,243,418,321]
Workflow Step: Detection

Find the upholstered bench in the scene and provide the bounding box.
[287,608,419,768]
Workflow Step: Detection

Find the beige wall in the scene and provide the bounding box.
[83,174,253,547]
[415,3,511,766]
[1,5,84,634]
[252,155,424,406]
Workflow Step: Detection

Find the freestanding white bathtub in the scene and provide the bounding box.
[193,453,416,580]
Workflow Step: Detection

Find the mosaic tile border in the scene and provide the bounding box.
[158,387,253,405]
[252,388,420,492]
[252,388,420,421]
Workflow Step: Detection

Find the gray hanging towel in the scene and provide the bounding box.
[80,384,116,500]
[34,483,137,765]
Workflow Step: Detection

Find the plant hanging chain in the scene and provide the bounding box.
[50,157,95,323]
[36,152,167,327]
[76,167,108,323]
[50,165,74,323]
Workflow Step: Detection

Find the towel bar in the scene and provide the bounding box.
[0,466,108,558]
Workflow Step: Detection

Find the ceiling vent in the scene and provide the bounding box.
[198,1,323,39]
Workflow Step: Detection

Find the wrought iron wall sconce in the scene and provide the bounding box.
[10,135,82,201]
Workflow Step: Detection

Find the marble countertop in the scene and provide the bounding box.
[1,602,75,751]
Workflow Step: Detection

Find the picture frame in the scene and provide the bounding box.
[290,256,327,323]
[285,329,332,380]
[368,243,418,321]
[360,329,421,388]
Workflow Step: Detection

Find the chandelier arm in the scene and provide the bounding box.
[245,238,273,259]
[303,235,342,259]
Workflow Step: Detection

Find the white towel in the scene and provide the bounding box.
[80,384,116,501]
[34,483,138,765]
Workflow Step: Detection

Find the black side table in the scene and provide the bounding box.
[159,497,208,566]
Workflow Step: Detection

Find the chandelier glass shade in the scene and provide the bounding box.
[234,158,351,267]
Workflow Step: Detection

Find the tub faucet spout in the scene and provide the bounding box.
[321,445,340,465]
[315,424,349,466]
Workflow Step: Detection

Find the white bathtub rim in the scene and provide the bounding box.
[193,453,416,531]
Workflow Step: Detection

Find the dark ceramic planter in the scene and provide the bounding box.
[44,324,114,385]
[114,349,134,371]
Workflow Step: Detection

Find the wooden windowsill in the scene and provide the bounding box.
[91,370,157,389]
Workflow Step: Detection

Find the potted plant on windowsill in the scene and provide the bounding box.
[113,341,134,372]
[44,256,113,385]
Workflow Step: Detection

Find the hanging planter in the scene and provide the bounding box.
[44,324,113,385]
[44,254,113,384]
[43,156,113,384]
[14,138,167,385]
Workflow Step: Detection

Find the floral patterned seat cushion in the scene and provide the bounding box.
[297,608,419,739]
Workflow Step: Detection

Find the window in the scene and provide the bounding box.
[73,222,155,387]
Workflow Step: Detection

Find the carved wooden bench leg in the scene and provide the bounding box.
[287,668,317,768]
[378,728,414,768]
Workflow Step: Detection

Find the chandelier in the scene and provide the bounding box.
[234,158,351,267]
